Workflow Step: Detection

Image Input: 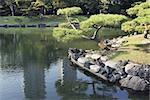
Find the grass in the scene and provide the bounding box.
[0,28,53,34]
[109,34,150,64]
[0,15,65,26]
[0,15,88,25]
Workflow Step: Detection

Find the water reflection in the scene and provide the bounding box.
[23,54,46,99]
[0,33,149,100]
[55,59,118,100]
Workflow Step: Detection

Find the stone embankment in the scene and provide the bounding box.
[68,48,150,91]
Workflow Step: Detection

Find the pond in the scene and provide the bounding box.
[0,28,149,100]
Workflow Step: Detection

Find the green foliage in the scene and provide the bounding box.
[52,28,82,42]
[80,14,128,29]
[137,9,150,17]
[122,1,150,33]
[57,7,82,16]
[58,22,72,28]
[122,15,150,33]
[127,1,150,17]
[33,0,45,7]
[52,27,94,42]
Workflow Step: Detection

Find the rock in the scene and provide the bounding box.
[116,60,129,67]
[104,66,115,74]
[111,44,120,48]
[100,56,108,62]
[85,53,92,58]
[109,76,116,82]
[127,64,150,81]
[124,63,139,73]
[95,58,105,67]
[113,73,121,80]
[91,54,101,60]
[89,65,101,73]
[72,53,80,60]
[84,62,92,68]
[119,75,149,91]
[104,61,118,69]
[77,57,89,64]
[99,67,106,74]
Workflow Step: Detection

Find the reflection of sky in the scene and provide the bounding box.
[113,89,128,100]
[0,71,25,100]
[45,62,61,100]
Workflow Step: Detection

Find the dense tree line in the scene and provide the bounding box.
[0,0,147,16]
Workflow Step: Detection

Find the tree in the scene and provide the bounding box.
[57,7,83,30]
[121,1,150,34]
[80,14,128,49]
[52,13,128,44]
[4,0,17,16]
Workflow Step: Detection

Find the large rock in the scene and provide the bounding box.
[109,74,121,82]
[126,64,150,81]
[124,63,139,73]
[90,65,101,73]
[91,54,101,60]
[85,53,93,58]
[104,61,118,69]
[119,75,149,91]
[77,57,89,64]
[100,56,108,62]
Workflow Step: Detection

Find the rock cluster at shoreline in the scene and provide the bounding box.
[68,48,150,91]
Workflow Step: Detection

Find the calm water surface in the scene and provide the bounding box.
[0,29,149,100]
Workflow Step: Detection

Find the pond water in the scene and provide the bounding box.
[0,28,149,100]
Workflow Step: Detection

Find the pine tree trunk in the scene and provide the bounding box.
[9,5,15,16]
[66,15,77,30]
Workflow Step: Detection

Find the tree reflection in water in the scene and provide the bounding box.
[55,59,118,100]
[0,32,149,100]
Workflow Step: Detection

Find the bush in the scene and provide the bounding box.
[80,14,128,29]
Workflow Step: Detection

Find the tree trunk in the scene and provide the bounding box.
[9,5,15,16]
[66,15,77,30]
[82,25,102,42]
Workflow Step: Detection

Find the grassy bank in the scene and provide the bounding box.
[0,15,88,25]
[0,15,65,26]
[110,34,150,64]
